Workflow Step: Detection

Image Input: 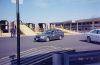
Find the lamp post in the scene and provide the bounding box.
[16,0,20,65]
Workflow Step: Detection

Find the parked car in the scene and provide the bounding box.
[34,29,64,42]
[85,29,100,43]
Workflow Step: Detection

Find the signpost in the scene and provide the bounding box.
[16,0,20,65]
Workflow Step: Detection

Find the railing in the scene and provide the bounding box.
[53,50,100,65]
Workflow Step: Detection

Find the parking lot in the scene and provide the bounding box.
[0,34,100,59]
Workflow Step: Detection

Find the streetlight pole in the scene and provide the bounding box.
[16,0,20,65]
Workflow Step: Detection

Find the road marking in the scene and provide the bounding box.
[0,46,52,64]
[0,46,59,63]
[29,48,72,65]
[0,45,71,65]
[0,46,51,60]
[0,56,10,61]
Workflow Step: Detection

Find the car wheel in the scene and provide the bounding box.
[87,37,91,43]
[46,37,50,42]
[59,36,63,40]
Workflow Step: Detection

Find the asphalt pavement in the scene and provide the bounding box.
[0,34,100,59]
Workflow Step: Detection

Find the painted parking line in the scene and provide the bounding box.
[29,47,74,65]
[0,48,52,64]
[0,46,50,64]
[0,45,72,65]
[0,45,71,61]
[0,47,45,61]
[0,46,53,60]
[0,46,61,65]
[1,48,54,65]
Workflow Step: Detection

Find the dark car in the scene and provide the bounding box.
[34,29,64,42]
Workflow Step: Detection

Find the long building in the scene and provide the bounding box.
[1,17,100,33]
[50,17,100,33]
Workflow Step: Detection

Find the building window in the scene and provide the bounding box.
[95,21,99,24]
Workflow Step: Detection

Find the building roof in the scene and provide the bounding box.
[50,17,100,24]
[51,20,72,24]
[76,17,100,23]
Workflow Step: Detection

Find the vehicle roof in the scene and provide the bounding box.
[46,29,61,31]
[93,29,100,30]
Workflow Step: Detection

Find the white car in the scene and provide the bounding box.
[85,29,100,43]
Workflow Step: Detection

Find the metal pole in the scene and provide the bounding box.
[16,0,20,65]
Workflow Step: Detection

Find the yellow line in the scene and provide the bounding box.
[20,48,51,58]
[0,56,9,61]
[0,46,56,61]
[20,46,53,54]
[20,46,58,58]
[20,46,54,54]
[0,47,40,60]
[0,45,73,64]
[0,47,53,64]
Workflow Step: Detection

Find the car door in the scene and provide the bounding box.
[52,30,58,39]
[90,30,98,42]
[97,30,100,42]
[55,30,60,39]
[53,30,58,39]
[51,30,56,40]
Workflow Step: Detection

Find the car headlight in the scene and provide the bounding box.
[40,36,45,39]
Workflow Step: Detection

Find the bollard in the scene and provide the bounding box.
[52,52,62,65]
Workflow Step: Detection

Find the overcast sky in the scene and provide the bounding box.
[0,0,100,23]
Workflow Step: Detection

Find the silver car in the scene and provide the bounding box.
[85,29,100,43]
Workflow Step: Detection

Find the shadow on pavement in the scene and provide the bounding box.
[10,53,52,65]
[80,40,87,42]
[9,50,100,65]
[80,40,100,45]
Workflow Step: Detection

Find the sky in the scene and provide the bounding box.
[0,0,100,23]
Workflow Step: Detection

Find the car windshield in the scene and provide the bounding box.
[42,30,52,34]
[90,30,97,34]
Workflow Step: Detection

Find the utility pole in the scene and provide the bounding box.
[16,0,20,65]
